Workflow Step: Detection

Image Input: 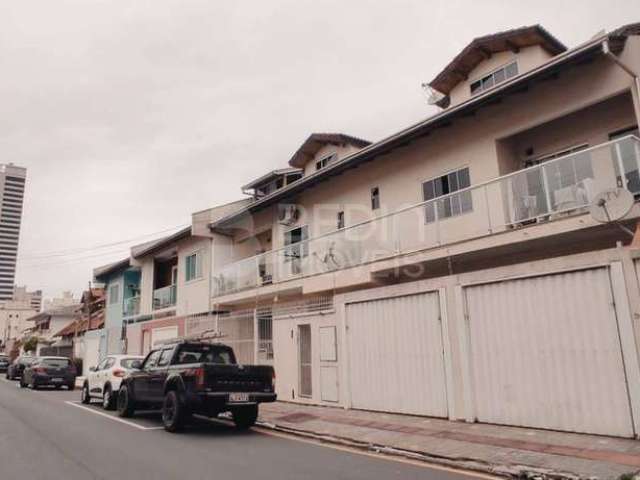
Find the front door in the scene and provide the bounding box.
[298,324,312,398]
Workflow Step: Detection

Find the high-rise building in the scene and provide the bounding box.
[0,164,26,301]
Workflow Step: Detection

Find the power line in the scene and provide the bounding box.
[17,224,189,260]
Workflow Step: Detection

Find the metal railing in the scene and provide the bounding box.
[152,285,177,310]
[123,296,140,317]
[212,136,640,297]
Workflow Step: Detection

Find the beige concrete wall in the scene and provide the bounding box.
[175,236,212,316]
[302,143,364,177]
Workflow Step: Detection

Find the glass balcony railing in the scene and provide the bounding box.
[212,136,640,297]
[153,285,177,310]
[123,296,140,317]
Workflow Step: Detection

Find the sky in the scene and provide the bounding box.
[1,0,639,301]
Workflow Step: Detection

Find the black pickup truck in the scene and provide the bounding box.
[116,340,276,432]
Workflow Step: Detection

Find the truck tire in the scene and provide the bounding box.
[117,385,135,418]
[162,390,188,433]
[232,405,258,430]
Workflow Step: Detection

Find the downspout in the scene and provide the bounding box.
[603,39,640,117]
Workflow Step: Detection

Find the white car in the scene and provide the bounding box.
[81,355,144,410]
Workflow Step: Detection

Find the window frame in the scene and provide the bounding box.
[469,60,518,96]
[421,166,473,223]
[108,283,120,305]
[142,350,162,370]
[185,250,203,283]
[315,153,337,171]
[336,211,345,230]
[370,187,380,210]
[156,347,175,367]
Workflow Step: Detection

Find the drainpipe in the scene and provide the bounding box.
[603,40,640,120]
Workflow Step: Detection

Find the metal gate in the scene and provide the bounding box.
[346,292,448,417]
[464,267,634,437]
[298,324,312,397]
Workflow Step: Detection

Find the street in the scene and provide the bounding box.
[0,379,483,480]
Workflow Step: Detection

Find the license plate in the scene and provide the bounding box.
[229,392,249,403]
[52,378,63,383]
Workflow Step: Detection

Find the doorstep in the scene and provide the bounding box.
[257,402,640,480]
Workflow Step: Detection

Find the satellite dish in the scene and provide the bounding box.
[590,188,634,223]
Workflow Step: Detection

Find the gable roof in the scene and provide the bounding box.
[429,25,567,96]
[288,133,371,168]
[93,258,131,280]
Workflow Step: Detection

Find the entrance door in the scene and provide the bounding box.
[298,324,312,397]
[346,292,448,417]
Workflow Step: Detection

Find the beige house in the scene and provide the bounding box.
[198,23,640,438]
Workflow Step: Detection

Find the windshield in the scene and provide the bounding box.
[175,345,235,365]
[41,358,71,368]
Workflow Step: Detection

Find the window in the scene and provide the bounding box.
[337,211,345,230]
[610,126,640,193]
[157,348,174,367]
[175,344,235,365]
[422,167,472,222]
[120,357,142,369]
[41,358,70,368]
[185,251,202,282]
[103,358,115,370]
[142,350,162,369]
[316,153,336,171]
[470,61,518,96]
[371,187,380,210]
[108,284,120,305]
[284,226,308,275]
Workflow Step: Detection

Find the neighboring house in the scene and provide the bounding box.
[201,24,640,439]
[121,199,252,356]
[43,291,77,311]
[94,258,141,355]
[12,286,43,312]
[52,288,105,374]
[23,304,81,355]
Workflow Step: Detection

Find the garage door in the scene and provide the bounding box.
[151,326,179,348]
[465,268,634,437]
[346,292,448,417]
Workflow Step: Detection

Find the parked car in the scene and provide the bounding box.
[6,356,37,380]
[80,354,145,410]
[0,355,9,373]
[20,356,76,390]
[117,339,276,432]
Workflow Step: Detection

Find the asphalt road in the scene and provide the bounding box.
[0,378,486,480]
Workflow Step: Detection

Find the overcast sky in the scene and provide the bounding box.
[2,0,639,300]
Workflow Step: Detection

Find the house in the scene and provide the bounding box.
[0,298,37,350]
[120,199,252,357]
[200,23,640,438]
[51,288,105,374]
[23,303,81,356]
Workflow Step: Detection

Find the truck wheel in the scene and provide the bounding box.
[81,382,91,404]
[117,386,135,418]
[162,390,188,433]
[232,405,258,430]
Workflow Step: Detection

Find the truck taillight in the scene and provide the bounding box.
[112,369,125,378]
[272,370,276,389]
[34,367,46,375]
[186,367,205,389]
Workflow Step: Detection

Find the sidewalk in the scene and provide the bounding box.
[257,402,640,480]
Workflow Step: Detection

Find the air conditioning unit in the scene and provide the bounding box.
[278,204,299,225]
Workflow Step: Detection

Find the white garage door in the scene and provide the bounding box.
[151,326,179,348]
[465,268,634,437]
[346,292,448,417]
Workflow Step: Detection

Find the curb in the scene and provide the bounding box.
[254,419,600,480]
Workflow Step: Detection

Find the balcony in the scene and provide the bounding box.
[153,285,176,310]
[123,296,140,317]
[212,136,640,297]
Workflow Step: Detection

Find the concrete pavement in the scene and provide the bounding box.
[0,378,484,480]
[256,402,640,480]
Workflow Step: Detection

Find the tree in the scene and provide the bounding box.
[23,336,38,353]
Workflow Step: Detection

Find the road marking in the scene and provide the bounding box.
[64,401,164,430]
[253,427,499,479]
